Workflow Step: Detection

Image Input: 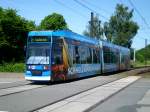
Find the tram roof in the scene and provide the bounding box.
[102,40,129,51]
[28,30,99,45]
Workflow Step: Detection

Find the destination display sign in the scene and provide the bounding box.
[30,36,49,42]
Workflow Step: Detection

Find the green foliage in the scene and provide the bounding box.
[0,7,36,63]
[136,53,144,62]
[132,44,150,68]
[0,63,25,72]
[83,15,103,39]
[40,13,68,30]
[104,4,139,48]
[131,61,150,68]
[136,44,150,62]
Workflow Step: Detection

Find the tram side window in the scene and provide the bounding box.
[97,50,100,63]
[121,55,124,63]
[51,38,63,65]
[52,44,63,65]
[104,46,119,64]
[93,49,100,63]
[87,48,92,63]
[73,45,96,64]
[79,46,87,64]
[73,46,80,64]
[121,53,126,63]
[111,48,117,63]
[68,44,73,65]
[115,49,119,63]
[103,46,111,63]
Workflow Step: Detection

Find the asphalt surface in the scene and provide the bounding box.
[0,80,31,89]
[89,72,150,112]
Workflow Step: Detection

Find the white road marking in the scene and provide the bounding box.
[36,76,141,112]
[0,85,44,96]
[0,82,13,84]
[0,79,24,84]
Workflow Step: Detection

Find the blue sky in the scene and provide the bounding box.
[0,0,150,50]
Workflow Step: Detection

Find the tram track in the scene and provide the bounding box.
[0,82,48,97]
[0,80,32,90]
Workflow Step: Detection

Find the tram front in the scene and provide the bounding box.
[25,31,52,81]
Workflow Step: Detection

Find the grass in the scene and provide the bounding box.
[131,60,150,68]
[0,63,25,72]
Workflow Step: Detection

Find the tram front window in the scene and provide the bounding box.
[27,45,50,64]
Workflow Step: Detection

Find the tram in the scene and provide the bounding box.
[25,30,130,81]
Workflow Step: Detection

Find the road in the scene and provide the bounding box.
[89,72,150,112]
[0,68,149,112]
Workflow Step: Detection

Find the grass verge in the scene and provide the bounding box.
[0,63,25,72]
[131,61,150,68]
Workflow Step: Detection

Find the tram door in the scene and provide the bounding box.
[51,39,66,81]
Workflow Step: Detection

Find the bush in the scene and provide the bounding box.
[0,63,25,72]
[136,53,145,62]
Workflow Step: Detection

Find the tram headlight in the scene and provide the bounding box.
[28,65,31,69]
[28,65,35,70]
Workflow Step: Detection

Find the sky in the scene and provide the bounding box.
[0,0,150,50]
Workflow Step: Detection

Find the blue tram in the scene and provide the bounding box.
[25,30,130,81]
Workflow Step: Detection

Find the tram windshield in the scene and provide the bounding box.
[26,45,50,64]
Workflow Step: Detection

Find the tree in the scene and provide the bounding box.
[136,44,150,62]
[83,14,103,39]
[40,13,68,30]
[104,4,139,48]
[0,7,36,63]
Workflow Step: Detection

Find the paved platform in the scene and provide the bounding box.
[0,72,24,83]
[36,76,141,112]
[0,73,24,79]
[0,73,28,89]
